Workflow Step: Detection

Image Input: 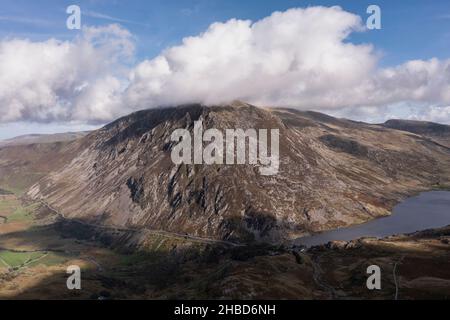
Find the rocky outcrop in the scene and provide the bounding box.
[319,135,369,157]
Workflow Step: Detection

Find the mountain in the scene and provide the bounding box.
[382,119,450,148]
[25,102,450,243]
[0,131,90,192]
[0,133,89,194]
[0,132,90,148]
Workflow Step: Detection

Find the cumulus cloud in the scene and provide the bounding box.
[0,24,133,123]
[1,6,450,125]
[122,6,450,123]
[366,59,450,106]
[124,6,376,108]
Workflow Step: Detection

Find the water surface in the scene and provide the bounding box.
[296,191,450,247]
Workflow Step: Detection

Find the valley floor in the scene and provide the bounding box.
[0,192,449,300]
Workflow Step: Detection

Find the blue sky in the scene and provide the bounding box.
[0,0,450,139]
[1,0,449,66]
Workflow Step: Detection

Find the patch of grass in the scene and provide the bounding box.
[433,184,450,191]
[0,200,15,209]
[0,183,26,196]
[0,257,10,268]
[0,199,37,222]
[8,187,26,196]
[7,207,33,222]
[0,197,19,213]
[119,251,164,266]
[145,235,181,252]
[0,250,44,268]
[27,252,68,267]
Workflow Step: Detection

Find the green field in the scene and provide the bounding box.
[26,252,68,268]
[0,195,38,223]
[0,250,44,268]
[6,204,37,223]
[0,194,70,271]
[433,184,450,191]
[0,257,9,268]
[0,197,18,214]
[0,250,69,269]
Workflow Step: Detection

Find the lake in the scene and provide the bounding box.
[295,191,450,247]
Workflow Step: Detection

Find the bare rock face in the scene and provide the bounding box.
[28,103,450,243]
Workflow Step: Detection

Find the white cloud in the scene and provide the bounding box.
[367,59,450,106]
[402,105,450,124]
[124,6,376,108]
[123,6,450,124]
[1,6,450,125]
[0,24,133,123]
[328,103,450,125]
[83,11,150,28]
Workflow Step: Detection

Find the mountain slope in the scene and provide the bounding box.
[382,119,450,148]
[0,132,90,148]
[0,142,84,194]
[27,103,450,243]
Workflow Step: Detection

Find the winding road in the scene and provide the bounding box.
[393,256,405,300]
[310,254,338,299]
[0,246,104,273]
[0,248,49,271]
[38,199,243,247]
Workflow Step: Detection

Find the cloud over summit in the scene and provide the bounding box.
[125,6,374,108]
[0,6,449,124]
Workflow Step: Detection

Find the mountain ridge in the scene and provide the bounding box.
[0,131,90,148]
[381,118,450,148]
[23,103,450,244]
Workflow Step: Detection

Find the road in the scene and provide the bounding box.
[0,256,10,268]
[85,256,103,272]
[310,254,338,299]
[393,255,405,300]
[38,199,243,247]
[0,247,64,254]
[0,247,103,272]
[0,248,49,271]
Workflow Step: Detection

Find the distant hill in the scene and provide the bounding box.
[0,131,90,193]
[382,119,450,148]
[0,132,90,148]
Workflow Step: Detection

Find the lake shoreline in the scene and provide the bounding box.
[295,191,450,248]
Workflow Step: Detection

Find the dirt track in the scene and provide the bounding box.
[39,199,243,247]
